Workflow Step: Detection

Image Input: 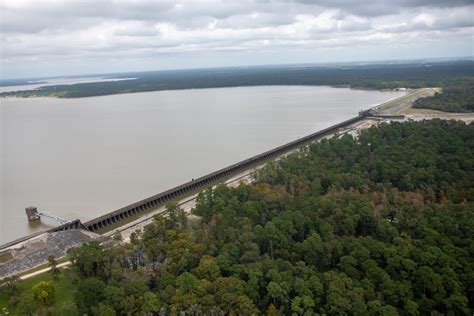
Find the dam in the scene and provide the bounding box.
[79,111,370,233]
[1,86,427,249]
[17,107,409,247]
[2,110,375,251]
[2,86,410,244]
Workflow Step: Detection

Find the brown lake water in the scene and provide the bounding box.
[0,86,406,244]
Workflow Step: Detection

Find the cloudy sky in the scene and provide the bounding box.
[1,0,473,78]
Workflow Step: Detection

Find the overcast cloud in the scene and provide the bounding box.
[1,0,473,78]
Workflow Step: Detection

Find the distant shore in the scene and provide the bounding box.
[1,59,471,99]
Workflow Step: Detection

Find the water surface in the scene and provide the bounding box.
[0,86,405,244]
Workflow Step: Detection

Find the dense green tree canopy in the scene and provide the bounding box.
[5,119,474,314]
[1,60,472,98]
[413,79,474,112]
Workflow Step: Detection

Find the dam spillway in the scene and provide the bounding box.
[2,85,412,245]
[73,112,369,233]
[0,108,389,251]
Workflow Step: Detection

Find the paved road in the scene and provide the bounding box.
[375,88,439,114]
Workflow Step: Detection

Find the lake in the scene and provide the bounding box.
[0,86,406,244]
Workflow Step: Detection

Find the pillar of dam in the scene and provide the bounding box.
[25,206,40,221]
[80,114,365,234]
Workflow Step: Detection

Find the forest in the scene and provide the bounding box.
[1,119,473,315]
[413,78,474,112]
[1,60,473,99]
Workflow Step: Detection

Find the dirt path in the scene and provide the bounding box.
[401,107,474,123]
[19,261,71,280]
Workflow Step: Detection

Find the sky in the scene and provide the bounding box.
[1,0,473,79]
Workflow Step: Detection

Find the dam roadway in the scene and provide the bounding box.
[0,88,430,250]
[57,112,367,234]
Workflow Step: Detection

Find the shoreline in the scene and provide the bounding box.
[0,88,437,249]
[0,83,409,100]
[1,88,471,278]
[1,85,406,246]
[0,115,372,279]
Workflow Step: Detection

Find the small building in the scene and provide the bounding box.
[25,206,40,221]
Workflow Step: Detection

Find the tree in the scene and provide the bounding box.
[75,277,105,314]
[141,291,162,314]
[15,293,37,315]
[124,279,149,298]
[266,303,278,316]
[103,285,125,312]
[92,303,116,316]
[291,295,315,315]
[71,242,109,279]
[32,281,55,307]
[194,255,221,281]
[48,255,60,281]
[300,233,324,267]
[166,202,188,229]
[176,272,200,296]
[267,281,287,307]
[0,275,21,298]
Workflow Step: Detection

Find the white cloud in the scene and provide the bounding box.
[0,0,473,78]
[414,13,436,27]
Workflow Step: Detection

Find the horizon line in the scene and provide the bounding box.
[2,55,473,82]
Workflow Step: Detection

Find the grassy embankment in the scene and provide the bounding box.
[0,272,75,314]
[413,79,474,112]
[0,252,13,264]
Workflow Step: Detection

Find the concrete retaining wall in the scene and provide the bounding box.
[1,112,368,250]
[82,113,366,232]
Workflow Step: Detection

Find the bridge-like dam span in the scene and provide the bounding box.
[1,108,397,252]
[47,110,375,235]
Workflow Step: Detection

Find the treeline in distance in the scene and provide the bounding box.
[413,78,474,112]
[1,60,473,103]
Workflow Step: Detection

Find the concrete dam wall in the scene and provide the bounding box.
[79,112,367,233]
[1,111,370,252]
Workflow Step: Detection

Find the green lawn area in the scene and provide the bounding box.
[0,252,13,264]
[0,271,76,314]
[0,293,8,312]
